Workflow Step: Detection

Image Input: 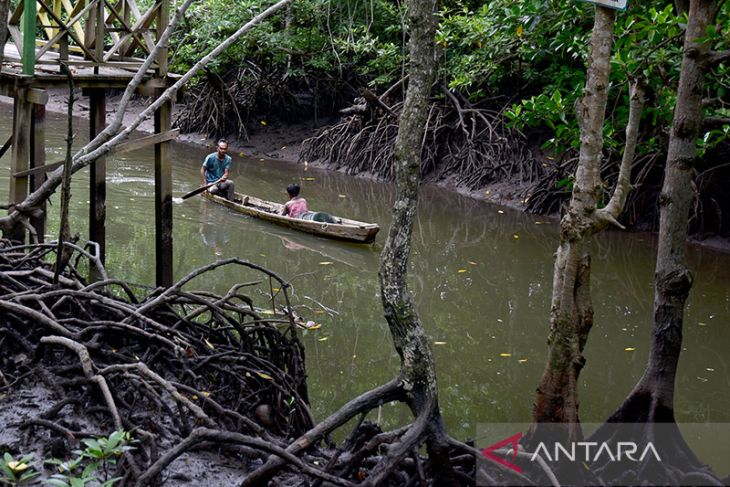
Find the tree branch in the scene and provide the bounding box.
[708,49,730,66]
[703,116,730,129]
[595,80,645,228]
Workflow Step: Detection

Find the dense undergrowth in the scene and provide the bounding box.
[171,0,730,239]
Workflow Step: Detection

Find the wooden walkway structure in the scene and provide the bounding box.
[2,0,178,286]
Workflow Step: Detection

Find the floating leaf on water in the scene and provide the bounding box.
[338,194,347,198]
[698,322,707,326]
[624,347,636,351]
[318,336,329,342]
[518,359,528,364]
[433,341,447,345]
[706,368,715,372]
[497,319,503,323]
[697,376,709,383]
[204,339,215,349]
[260,120,267,126]
[513,234,520,239]
[468,261,477,265]
[457,269,467,273]
[304,321,321,330]
[499,353,512,357]
[319,261,333,265]
[256,371,274,380]
[303,177,316,181]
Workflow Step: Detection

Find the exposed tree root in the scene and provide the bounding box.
[300,95,540,190]
[585,389,723,486]
[0,240,312,484]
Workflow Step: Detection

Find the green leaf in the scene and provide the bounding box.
[43,479,70,487]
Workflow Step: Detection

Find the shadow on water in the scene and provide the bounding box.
[0,102,728,474]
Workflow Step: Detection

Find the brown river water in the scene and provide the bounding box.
[1,105,729,474]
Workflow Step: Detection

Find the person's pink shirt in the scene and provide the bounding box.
[286,197,309,218]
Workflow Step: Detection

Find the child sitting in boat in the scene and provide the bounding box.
[282,183,338,223]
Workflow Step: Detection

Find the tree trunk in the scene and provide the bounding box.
[531,6,616,439]
[608,0,715,423]
[585,3,724,484]
[374,0,454,484]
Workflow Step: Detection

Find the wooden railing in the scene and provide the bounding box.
[5,0,167,71]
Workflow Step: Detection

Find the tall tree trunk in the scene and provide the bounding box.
[587,3,724,484]
[531,6,616,440]
[608,0,716,423]
[373,0,454,484]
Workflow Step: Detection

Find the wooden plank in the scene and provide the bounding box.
[113,128,179,153]
[12,159,63,178]
[11,129,179,179]
[9,0,24,25]
[126,0,155,54]
[37,0,99,61]
[0,135,12,159]
[95,0,104,61]
[62,0,86,41]
[34,0,98,61]
[156,0,168,77]
[7,25,24,59]
[26,88,49,105]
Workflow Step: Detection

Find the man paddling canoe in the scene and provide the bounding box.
[200,139,235,201]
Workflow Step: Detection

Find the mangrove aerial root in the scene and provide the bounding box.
[0,240,312,484]
[300,95,541,190]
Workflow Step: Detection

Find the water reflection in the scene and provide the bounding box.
[199,200,231,257]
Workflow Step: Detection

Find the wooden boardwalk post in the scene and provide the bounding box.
[8,88,32,243]
[30,101,47,242]
[154,0,173,287]
[89,89,107,279]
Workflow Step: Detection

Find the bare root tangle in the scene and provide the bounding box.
[175,64,347,140]
[0,239,312,484]
[300,97,541,189]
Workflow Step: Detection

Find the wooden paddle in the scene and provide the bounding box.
[181,182,217,200]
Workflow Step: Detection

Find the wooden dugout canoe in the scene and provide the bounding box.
[203,191,380,244]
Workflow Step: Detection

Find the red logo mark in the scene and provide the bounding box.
[481,432,524,473]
